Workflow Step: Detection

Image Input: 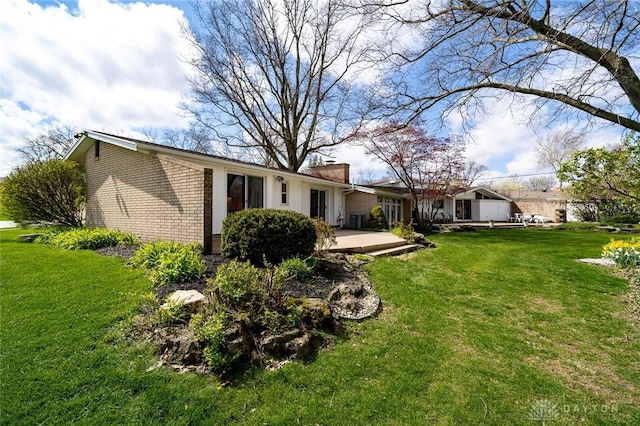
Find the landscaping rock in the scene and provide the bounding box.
[166,290,207,315]
[223,321,251,360]
[157,328,202,366]
[260,328,323,360]
[328,282,381,320]
[295,297,344,334]
[18,234,41,242]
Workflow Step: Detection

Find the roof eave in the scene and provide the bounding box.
[65,131,350,188]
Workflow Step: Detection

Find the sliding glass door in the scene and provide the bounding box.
[227,174,264,214]
[310,189,326,220]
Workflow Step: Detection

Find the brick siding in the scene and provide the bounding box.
[345,192,412,225]
[512,199,566,222]
[345,191,375,219]
[85,142,207,246]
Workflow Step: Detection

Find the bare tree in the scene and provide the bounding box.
[460,160,488,187]
[161,128,215,155]
[185,0,372,172]
[18,126,78,163]
[355,167,380,184]
[378,0,640,131]
[351,122,466,229]
[536,129,585,188]
[526,175,557,191]
[493,174,525,192]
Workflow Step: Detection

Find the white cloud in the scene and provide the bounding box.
[332,142,388,183]
[445,95,629,185]
[0,0,196,175]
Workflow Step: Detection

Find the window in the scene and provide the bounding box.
[227,173,264,214]
[281,182,288,204]
[432,199,444,209]
[247,176,263,209]
[227,174,245,214]
[94,141,100,158]
[378,197,403,224]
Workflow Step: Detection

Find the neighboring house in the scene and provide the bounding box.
[345,182,511,225]
[344,180,412,229]
[439,186,513,222]
[502,190,568,222]
[65,131,350,253]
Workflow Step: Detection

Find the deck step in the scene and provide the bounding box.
[368,244,421,257]
[328,240,408,254]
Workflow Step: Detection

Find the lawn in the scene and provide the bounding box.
[1,227,638,424]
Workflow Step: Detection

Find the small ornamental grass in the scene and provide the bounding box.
[129,241,205,287]
[315,218,337,252]
[391,221,415,243]
[602,237,640,268]
[277,257,316,281]
[35,227,137,250]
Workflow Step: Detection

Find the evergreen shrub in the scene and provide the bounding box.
[222,208,316,266]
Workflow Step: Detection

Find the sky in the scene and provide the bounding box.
[0,0,631,184]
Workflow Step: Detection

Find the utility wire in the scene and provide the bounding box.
[475,171,557,181]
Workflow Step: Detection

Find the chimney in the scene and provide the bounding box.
[309,162,350,183]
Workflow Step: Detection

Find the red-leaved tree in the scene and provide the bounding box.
[352,122,466,229]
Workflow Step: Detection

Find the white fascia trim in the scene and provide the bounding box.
[139,143,351,189]
[86,131,139,152]
[349,185,376,194]
[63,135,87,160]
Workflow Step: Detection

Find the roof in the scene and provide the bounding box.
[349,184,411,198]
[447,186,513,202]
[64,130,351,188]
[502,190,567,201]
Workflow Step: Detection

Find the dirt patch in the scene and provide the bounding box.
[526,296,564,314]
[541,357,640,405]
[577,258,616,267]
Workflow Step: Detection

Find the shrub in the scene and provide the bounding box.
[209,260,296,333]
[602,238,640,268]
[129,241,205,286]
[391,221,415,243]
[190,312,235,372]
[277,257,316,282]
[367,205,388,229]
[601,212,640,226]
[35,227,137,250]
[0,159,85,226]
[222,208,316,266]
[155,300,189,326]
[315,218,337,252]
[209,260,268,314]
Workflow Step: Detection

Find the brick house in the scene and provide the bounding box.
[344,181,412,229]
[65,131,350,253]
[501,190,568,222]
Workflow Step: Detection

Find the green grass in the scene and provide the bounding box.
[1,227,639,424]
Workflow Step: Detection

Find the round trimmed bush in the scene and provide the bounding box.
[368,204,388,229]
[222,209,316,266]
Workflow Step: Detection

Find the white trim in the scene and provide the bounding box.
[67,131,350,189]
[448,186,512,202]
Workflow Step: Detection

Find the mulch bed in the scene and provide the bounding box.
[95,245,368,301]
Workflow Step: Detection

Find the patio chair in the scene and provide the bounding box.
[439,212,452,223]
